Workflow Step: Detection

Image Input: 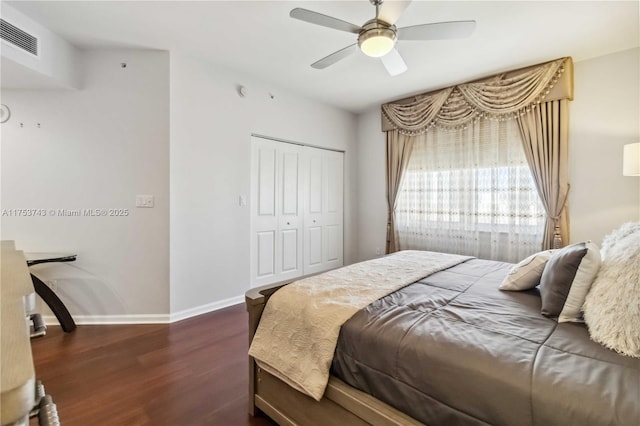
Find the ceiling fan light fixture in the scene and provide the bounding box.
[360,33,395,57]
[358,21,396,58]
[291,2,477,75]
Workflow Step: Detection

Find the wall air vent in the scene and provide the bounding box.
[1,19,38,56]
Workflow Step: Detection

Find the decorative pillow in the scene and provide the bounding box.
[500,250,556,291]
[583,222,640,358]
[539,241,601,322]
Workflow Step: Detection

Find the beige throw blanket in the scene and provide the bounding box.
[248,250,472,401]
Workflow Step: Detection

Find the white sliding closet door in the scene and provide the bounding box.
[303,148,343,275]
[250,136,344,287]
[250,137,304,287]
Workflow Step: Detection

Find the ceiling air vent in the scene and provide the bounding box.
[1,19,38,56]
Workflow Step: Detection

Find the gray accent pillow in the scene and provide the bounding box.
[539,241,601,322]
[500,250,556,291]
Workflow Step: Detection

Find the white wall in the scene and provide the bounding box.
[1,49,170,320]
[355,48,640,261]
[569,48,640,244]
[169,52,357,316]
[355,106,388,262]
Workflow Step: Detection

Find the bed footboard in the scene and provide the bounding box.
[245,279,424,425]
[246,280,293,416]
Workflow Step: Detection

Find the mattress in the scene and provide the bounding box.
[331,258,640,426]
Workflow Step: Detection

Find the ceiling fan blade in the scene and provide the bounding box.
[381,48,407,76]
[377,0,412,25]
[398,20,477,40]
[311,44,359,69]
[290,8,361,34]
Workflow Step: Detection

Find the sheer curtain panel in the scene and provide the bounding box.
[395,119,546,262]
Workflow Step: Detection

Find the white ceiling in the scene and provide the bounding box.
[4,0,639,113]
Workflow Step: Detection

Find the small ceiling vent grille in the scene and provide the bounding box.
[1,19,38,56]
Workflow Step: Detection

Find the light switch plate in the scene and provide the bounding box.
[136,194,154,208]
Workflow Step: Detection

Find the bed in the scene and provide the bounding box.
[246,247,640,425]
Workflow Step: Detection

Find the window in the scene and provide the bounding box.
[395,119,545,263]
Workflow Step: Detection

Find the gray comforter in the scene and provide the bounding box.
[331,259,640,425]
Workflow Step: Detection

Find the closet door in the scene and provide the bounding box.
[322,149,344,271]
[303,147,343,275]
[250,137,303,287]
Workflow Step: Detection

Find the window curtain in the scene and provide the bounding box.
[381,57,574,255]
[516,99,570,248]
[386,130,415,253]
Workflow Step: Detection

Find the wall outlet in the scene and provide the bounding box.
[375,247,382,256]
[136,194,154,208]
[47,280,58,292]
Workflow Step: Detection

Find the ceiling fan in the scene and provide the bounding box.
[290,0,476,76]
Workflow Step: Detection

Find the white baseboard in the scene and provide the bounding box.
[169,295,245,323]
[42,314,170,325]
[42,294,245,326]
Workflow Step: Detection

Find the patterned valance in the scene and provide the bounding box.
[382,57,573,135]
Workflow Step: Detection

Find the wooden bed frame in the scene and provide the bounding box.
[246,280,424,426]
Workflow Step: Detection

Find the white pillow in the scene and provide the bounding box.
[583,222,640,358]
[499,250,556,291]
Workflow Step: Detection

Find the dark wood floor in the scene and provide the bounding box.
[30,304,276,426]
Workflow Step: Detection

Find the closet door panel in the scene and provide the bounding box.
[322,150,344,270]
[251,141,279,286]
[308,156,323,215]
[251,137,303,287]
[303,148,325,275]
[256,231,275,277]
[258,148,276,216]
[326,156,341,214]
[303,147,343,275]
[281,229,299,273]
[281,152,299,216]
[276,143,304,282]
[325,225,340,263]
[307,226,323,267]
